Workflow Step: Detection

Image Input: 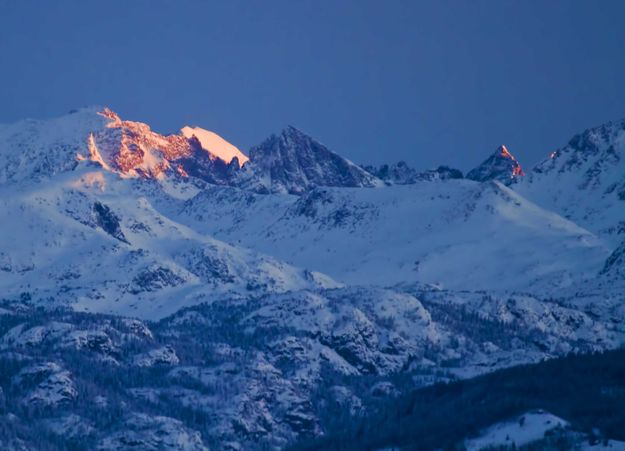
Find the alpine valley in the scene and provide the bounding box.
[0,107,624,450]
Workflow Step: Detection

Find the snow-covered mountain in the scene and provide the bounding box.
[0,106,244,186]
[234,125,382,194]
[467,144,525,184]
[0,169,335,319]
[1,106,621,319]
[1,107,625,449]
[514,119,625,244]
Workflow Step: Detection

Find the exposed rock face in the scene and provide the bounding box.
[0,108,385,195]
[12,362,78,407]
[0,106,245,187]
[601,240,625,278]
[129,266,186,295]
[236,126,381,194]
[133,345,180,367]
[93,201,128,243]
[467,145,524,184]
[89,108,242,184]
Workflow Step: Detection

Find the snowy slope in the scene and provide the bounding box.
[0,166,336,319]
[464,410,625,451]
[175,179,608,291]
[515,119,625,244]
[0,107,618,307]
[465,410,568,450]
[2,108,625,449]
[0,106,108,183]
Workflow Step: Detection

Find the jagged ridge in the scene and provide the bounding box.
[467,144,525,185]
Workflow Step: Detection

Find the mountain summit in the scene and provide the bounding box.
[514,119,625,243]
[87,108,244,183]
[0,107,244,185]
[235,125,382,194]
[467,145,525,184]
[0,108,383,194]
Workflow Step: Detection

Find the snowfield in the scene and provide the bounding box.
[465,410,568,450]
[175,179,609,291]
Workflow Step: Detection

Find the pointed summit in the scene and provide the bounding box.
[467,145,524,185]
[238,126,381,194]
[283,124,304,135]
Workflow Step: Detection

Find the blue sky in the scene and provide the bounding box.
[1,0,624,170]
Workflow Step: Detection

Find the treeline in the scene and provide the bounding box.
[292,347,625,450]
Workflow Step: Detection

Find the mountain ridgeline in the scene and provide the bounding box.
[1,107,625,449]
[0,106,525,194]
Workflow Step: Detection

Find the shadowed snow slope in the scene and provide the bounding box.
[0,167,337,319]
[515,119,625,245]
[176,179,608,291]
[464,410,568,450]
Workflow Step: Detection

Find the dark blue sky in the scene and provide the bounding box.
[1,0,624,171]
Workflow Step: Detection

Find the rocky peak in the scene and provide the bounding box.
[239,126,381,194]
[0,108,385,194]
[85,108,245,184]
[98,107,122,124]
[531,119,625,179]
[513,119,625,243]
[467,145,525,185]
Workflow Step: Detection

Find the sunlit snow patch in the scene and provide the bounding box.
[181,126,249,165]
